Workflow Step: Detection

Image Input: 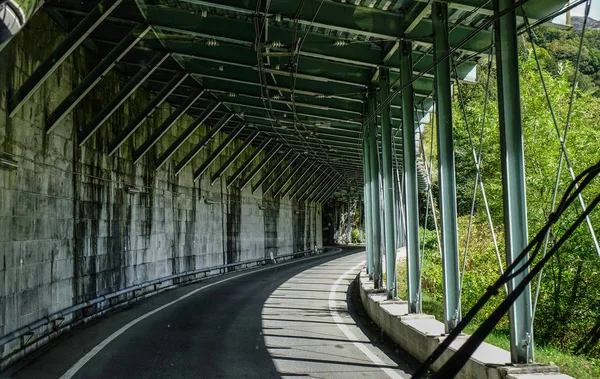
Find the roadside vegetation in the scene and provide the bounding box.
[395,25,600,378]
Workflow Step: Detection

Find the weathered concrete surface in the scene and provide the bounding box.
[358,269,574,379]
[0,11,322,360]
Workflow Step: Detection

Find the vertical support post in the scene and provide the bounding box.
[433,2,462,333]
[363,125,374,275]
[379,68,397,299]
[494,0,534,363]
[400,41,421,313]
[359,198,364,243]
[347,195,352,244]
[368,92,383,289]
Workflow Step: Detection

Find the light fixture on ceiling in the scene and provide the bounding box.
[269,41,284,48]
[206,38,219,47]
[333,40,349,47]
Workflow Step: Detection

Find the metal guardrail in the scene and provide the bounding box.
[0,247,327,354]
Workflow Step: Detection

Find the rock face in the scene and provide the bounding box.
[571,16,600,31]
[0,11,323,346]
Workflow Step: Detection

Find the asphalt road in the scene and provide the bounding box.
[3,247,415,378]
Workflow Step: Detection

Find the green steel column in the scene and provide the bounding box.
[363,127,374,276]
[368,93,383,288]
[400,41,421,313]
[494,0,534,363]
[347,195,352,243]
[359,199,364,243]
[433,2,462,333]
[379,68,397,299]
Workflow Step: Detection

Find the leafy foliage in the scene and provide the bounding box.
[412,27,600,376]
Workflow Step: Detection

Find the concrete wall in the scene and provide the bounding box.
[0,11,322,353]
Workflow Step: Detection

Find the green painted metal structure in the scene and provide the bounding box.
[7,0,572,365]
[433,2,461,334]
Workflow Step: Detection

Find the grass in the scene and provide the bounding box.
[415,291,599,378]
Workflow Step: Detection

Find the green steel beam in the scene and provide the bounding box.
[433,2,461,333]
[133,88,205,164]
[244,115,406,144]
[296,170,330,201]
[251,151,293,194]
[414,0,570,27]
[43,7,101,56]
[174,113,234,175]
[306,175,336,203]
[210,131,260,185]
[291,170,327,200]
[108,72,189,156]
[207,90,360,117]
[46,24,152,134]
[221,101,361,126]
[262,155,301,195]
[193,122,247,181]
[177,0,491,54]
[98,36,444,105]
[347,196,352,242]
[379,68,397,299]
[303,176,329,203]
[317,182,339,204]
[239,145,283,190]
[279,164,316,199]
[226,138,272,188]
[52,3,480,81]
[273,161,310,198]
[313,179,335,204]
[78,52,169,145]
[303,173,334,202]
[155,101,221,170]
[368,93,383,289]
[289,170,325,200]
[494,0,534,364]
[304,177,332,204]
[8,0,124,118]
[400,41,421,313]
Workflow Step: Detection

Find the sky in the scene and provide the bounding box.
[554,0,600,23]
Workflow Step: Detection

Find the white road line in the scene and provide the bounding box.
[328,260,406,379]
[60,250,342,379]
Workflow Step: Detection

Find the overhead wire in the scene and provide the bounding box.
[284,0,352,189]
[253,0,343,193]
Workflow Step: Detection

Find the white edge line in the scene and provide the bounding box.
[329,261,405,379]
[60,249,342,379]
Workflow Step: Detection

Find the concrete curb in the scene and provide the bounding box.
[358,269,574,379]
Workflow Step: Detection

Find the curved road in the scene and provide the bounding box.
[4,247,415,378]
